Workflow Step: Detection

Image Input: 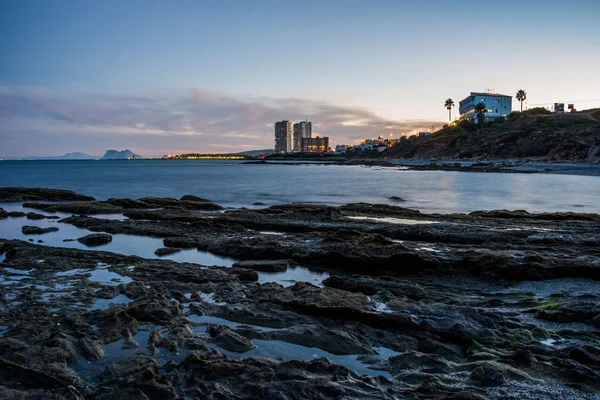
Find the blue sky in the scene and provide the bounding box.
[1,0,599,157]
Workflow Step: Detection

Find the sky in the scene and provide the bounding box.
[1,0,599,157]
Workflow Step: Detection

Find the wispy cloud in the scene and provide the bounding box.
[0,85,442,157]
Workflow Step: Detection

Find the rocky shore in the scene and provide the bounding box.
[1,188,599,399]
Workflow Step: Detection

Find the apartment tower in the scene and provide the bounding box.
[274,120,292,153]
[292,120,312,152]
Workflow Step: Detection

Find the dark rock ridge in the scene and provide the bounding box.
[21,225,59,235]
[55,201,600,282]
[77,233,113,246]
[154,247,182,256]
[0,187,95,202]
[22,196,223,214]
[232,259,297,272]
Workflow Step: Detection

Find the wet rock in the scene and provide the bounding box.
[229,267,259,282]
[163,236,198,249]
[77,233,113,246]
[253,202,266,206]
[79,337,104,360]
[470,364,505,386]
[389,196,405,201]
[0,208,9,219]
[154,247,182,256]
[26,212,60,220]
[208,324,256,353]
[257,324,375,355]
[99,352,159,383]
[21,225,59,235]
[25,201,123,214]
[126,298,182,324]
[180,194,211,202]
[0,187,95,202]
[232,259,297,272]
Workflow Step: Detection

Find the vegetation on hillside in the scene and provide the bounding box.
[380,109,600,161]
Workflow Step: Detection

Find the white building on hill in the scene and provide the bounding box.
[459,92,512,123]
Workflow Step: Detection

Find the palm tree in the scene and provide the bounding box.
[444,98,455,122]
[474,102,487,126]
[516,89,527,112]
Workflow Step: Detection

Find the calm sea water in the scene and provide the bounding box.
[1,160,599,214]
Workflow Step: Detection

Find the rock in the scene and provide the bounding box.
[26,212,59,220]
[99,352,159,383]
[126,298,182,324]
[154,247,182,256]
[253,202,267,206]
[77,233,113,246]
[0,187,95,202]
[163,236,197,249]
[229,267,259,282]
[470,364,505,386]
[389,196,405,201]
[21,226,59,235]
[180,194,211,202]
[208,324,256,353]
[232,259,297,272]
[0,208,8,219]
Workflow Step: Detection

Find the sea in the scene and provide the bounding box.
[1,159,599,214]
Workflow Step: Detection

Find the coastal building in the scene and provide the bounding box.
[335,144,348,153]
[301,136,329,153]
[459,92,512,123]
[274,120,292,153]
[293,120,312,152]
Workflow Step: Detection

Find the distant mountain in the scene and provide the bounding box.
[59,152,97,160]
[231,149,274,156]
[101,149,142,159]
[6,152,97,160]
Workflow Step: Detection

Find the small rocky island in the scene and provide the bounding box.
[0,187,599,399]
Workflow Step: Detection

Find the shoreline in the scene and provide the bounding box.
[1,188,600,398]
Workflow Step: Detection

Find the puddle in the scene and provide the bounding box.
[88,269,133,286]
[187,314,281,332]
[90,294,133,310]
[347,216,437,225]
[3,268,35,275]
[0,253,5,263]
[505,278,600,297]
[259,231,286,236]
[0,204,236,267]
[257,265,329,287]
[374,346,402,360]
[71,329,152,383]
[211,339,392,379]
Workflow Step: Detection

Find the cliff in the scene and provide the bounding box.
[101,149,142,160]
[382,109,600,162]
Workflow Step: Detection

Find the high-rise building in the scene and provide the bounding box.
[293,120,312,152]
[301,136,329,153]
[274,120,292,153]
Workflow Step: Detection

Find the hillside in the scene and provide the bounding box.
[382,109,600,162]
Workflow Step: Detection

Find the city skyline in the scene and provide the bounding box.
[1,0,599,157]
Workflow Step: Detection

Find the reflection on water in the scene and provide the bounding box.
[257,265,329,287]
[0,204,236,267]
[1,160,599,213]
